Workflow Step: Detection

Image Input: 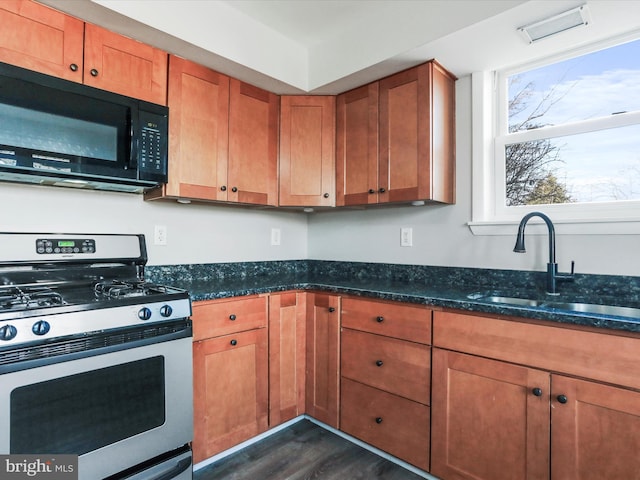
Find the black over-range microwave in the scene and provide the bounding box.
[0,62,168,193]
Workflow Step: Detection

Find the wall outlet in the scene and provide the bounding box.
[154,225,167,246]
[271,228,281,246]
[400,227,413,247]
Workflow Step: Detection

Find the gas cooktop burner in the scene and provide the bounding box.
[0,286,66,311]
[94,280,174,299]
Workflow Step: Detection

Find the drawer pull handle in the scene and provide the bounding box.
[328,307,335,313]
[557,394,568,404]
[376,316,384,323]
[230,339,237,346]
[532,387,543,397]
[375,417,383,424]
[375,360,384,367]
[229,314,237,321]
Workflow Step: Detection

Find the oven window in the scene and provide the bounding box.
[10,356,165,455]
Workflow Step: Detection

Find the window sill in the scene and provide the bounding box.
[468,218,640,236]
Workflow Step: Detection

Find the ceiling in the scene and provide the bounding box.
[42,0,640,94]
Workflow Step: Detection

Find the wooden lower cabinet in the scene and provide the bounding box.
[432,310,640,480]
[268,292,306,426]
[340,297,432,471]
[305,292,341,428]
[192,297,268,463]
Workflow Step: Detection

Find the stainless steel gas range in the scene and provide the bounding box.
[0,232,193,480]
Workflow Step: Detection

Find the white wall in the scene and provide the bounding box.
[307,76,640,277]
[0,182,308,266]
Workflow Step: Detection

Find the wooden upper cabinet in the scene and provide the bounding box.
[0,1,168,104]
[279,96,336,207]
[84,24,168,105]
[0,0,84,82]
[337,60,456,207]
[147,56,229,201]
[336,83,379,206]
[228,79,279,206]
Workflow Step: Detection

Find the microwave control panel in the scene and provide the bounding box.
[138,110,168,180]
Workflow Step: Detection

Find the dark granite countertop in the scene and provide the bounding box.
[147,260,640,334]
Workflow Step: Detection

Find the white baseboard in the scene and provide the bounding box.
[194,415,439,480]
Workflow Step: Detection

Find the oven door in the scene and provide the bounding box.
[0,328,193,480]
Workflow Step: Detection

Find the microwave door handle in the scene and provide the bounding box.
[128,113,136,169]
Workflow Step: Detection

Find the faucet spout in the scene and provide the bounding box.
[513,211,573,294]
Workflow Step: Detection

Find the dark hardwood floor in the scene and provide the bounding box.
[194,419,426,480]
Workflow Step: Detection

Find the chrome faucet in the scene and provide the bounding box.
[513,212,575,295]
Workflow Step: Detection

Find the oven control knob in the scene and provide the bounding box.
[0,324,17,341]
[159,305,173,317]
[138,307,152,321]
[32,320,51,336]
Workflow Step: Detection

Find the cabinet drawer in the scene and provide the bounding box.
[192,296,267,341]
[341,297,431,344]
[341,328,430,404]
[341,378,430,471]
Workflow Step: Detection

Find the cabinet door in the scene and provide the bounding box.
[552,375,640,480]
[378,64,429,203]
[336,83,379,206]
[379,62,455,204]
[431,349,550,480]
[83,23,168,105]
[0,0,84,82]
[156,56,229,201]
[192,328,268,463]
[305,293,341,428]
[279,96,335,207]
[228,79,279,205]
[268,292,306,426]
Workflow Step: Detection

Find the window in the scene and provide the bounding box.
[471,36,640,234]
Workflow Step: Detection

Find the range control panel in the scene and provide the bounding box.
[36,238,96,254]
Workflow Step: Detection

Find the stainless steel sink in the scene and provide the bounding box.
[479,296,544,308]
[469,293,640,319]
[543,302,640,318]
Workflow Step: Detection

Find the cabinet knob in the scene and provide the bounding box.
[229,314,236,321]
[379,187,386,193]
[221,185,227,191]
[557,394,568,404]
[323,193,330,198]
[69,63,79,72]
[328,307,335,313]
[375,417,383,424]
[368,189,376,194]
[532,387,543,397]
[231,186,238,193]
[90,68,99,77]
[375,360,384,367]
[376,316,384,323]
[230,339,238,346]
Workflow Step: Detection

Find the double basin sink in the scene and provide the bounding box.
[468,292,640,320]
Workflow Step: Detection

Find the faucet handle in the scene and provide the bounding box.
[570,260,575,275]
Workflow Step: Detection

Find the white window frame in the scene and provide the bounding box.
[469,35,640,236]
